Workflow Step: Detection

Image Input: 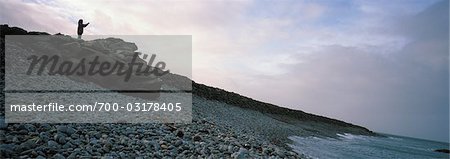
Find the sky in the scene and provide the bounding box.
[0,0,448,143]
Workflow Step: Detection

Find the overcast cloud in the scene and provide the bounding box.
[0,0,448,142]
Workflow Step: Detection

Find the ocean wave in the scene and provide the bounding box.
[388,136,403,141]
[336,133,370,141]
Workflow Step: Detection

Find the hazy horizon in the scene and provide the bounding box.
[1,0,448,143]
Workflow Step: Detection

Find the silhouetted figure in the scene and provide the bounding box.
[77,19,89,39]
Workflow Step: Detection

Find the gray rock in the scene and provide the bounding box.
[89,138,98,145]
[243,143,251,149]
[36,155,46,159]
[70,133,80,139]
[70,139,82,145]
[12,136,19,143]
[0,144,16,158]
[93,132,102,139]
[57,126,76,135]
[48,140,61,151]
[101,156,114,159]
[175,130,184,138]
[201,147,210,155]
[154,151,163,158]
[55,133,67,144]
[16,139,37,151]
[275,148,285,158]
[107,152,118,158]
[17,129,28,135]
[232,148,248,159]
[39,132,50,142]
[39,123,52,131]
[62,142,74,149]
[289,151,297,156]
[119,151,126,158]
[0,130,5,141]
[0,117,7,129]
[53,153,65,159]
[30,150,39,157]
[150,141,160,151]
[193,135,202,142]
[170,148,178,156]
[67,151,78,159]
[19,124,36,132]
[227,145,234,153]
[174,140,183,147]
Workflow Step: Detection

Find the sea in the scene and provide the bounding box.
[289,133,450,159]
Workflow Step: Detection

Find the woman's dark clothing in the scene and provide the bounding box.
[77,23,88,35]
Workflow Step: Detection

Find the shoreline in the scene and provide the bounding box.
[288,132,450,158]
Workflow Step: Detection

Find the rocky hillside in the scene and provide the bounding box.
[1,24,375,135]
[0,25,375,158]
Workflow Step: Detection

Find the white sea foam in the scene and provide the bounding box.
[388,136,403,141]
[336,133,370,141]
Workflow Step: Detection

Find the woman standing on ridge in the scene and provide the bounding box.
[77,19,89,39]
